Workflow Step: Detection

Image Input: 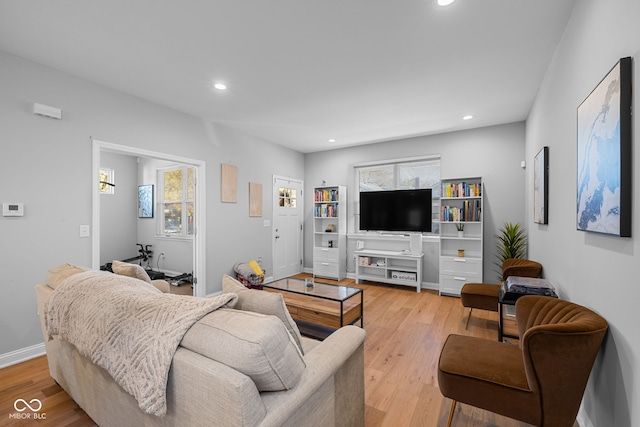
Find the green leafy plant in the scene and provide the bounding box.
[494,222,527,278]
[456,223,464,231]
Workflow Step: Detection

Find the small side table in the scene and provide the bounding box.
[498,282,558,342]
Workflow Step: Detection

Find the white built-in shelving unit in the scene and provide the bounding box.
[439,177,483,296]
[313,185,347,280]
[355,249,423,292]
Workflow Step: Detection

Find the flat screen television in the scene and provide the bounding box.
[359,189,432,232]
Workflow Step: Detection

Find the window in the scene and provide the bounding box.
[99,167,115,194]
[278,187,297,208]
[157,166,194,237]
[355,157,441,233]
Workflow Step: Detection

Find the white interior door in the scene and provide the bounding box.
[272,176,303,280]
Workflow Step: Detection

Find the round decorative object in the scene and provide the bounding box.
[325,224,336,232]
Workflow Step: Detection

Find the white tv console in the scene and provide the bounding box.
[355,249,424,293]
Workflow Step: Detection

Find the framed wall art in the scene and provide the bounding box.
[138,184,154,218]
[249,182,263,217]
[576,57,632,237]
[534,146,549,224]
[221,163,238,203]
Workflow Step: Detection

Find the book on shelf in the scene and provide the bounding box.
[315,203,338,218]
[440,200,481,222]
[314,188,338,202]
[442,182,482,198]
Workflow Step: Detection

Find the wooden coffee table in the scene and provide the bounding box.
[263,278,363,338]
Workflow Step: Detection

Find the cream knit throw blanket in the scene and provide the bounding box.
[45,270,237,416]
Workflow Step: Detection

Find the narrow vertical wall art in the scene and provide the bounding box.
[221,163,238,203]
[249,182,263,217]
[534,146,549,224]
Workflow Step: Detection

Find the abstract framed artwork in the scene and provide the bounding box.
[576,57,632,237]
[534,146,549,224]
[138,184,154,218]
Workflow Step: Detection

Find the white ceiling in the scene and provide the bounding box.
[0,0,576,153]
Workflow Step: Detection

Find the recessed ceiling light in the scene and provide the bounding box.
[437,0,456,6]
[213,83,227,90]
[328,139,336,143]
[462,115,474,120]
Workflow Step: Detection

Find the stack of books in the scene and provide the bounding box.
[501,276,557,302]
[506,276,555,295]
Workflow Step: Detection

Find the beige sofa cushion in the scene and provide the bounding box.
[112,260,152,284]
[46,263,89,289]
[180,308,306,391]
[222,274,304,354]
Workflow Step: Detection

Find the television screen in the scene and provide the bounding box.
[359,189,432,232]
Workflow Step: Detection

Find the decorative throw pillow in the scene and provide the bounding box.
[181,308,306,392]
[46,263,89,289]
[222,274,305,354]
[112,260,152,284]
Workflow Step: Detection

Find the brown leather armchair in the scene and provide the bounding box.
[438,295,608,427]
[460,258,542,328]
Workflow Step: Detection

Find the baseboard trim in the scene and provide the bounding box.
[0,343,46,369]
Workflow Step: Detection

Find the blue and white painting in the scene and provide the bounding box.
[138,184,154,218]
[576,61,623,236]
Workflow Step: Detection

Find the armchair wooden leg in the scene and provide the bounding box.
[446,400,457,427]
[465,308,472,329]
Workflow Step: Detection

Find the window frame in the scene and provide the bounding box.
[353,155,441,235]
[156,165,195,239]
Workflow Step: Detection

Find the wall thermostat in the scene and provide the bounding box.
[3,203,24,217]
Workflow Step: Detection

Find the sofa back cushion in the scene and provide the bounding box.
[180,308,306,391]
[47,263,90,289]
[222,274,304,354]
[112,260,152,284]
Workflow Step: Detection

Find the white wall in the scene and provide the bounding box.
[0,50,304,359]
[99,152,138,264]
[304,122,527,284]
[526,1,640,426]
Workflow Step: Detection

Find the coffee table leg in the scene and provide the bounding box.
[498,302,504,342]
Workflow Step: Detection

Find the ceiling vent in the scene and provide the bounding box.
[33,102,62,120]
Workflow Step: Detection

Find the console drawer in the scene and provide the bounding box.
[314,247,340,263]
[440,257,482,277]
[439,274,470,296]
[314,260,339,278]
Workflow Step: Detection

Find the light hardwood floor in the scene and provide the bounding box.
[1,276,538,427]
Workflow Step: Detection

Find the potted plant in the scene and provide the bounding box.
[494,222,527,279]
[456,223,464,238]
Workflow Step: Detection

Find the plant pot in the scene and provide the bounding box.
[458,231,464,238]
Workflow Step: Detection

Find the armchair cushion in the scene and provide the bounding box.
[501,258,542,281]
[438,334,539,424]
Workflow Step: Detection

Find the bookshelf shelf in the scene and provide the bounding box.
[439,177,483,296]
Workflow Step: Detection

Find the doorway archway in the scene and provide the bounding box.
[91,139,206,297]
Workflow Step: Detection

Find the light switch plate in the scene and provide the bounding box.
[79,225,90,237]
